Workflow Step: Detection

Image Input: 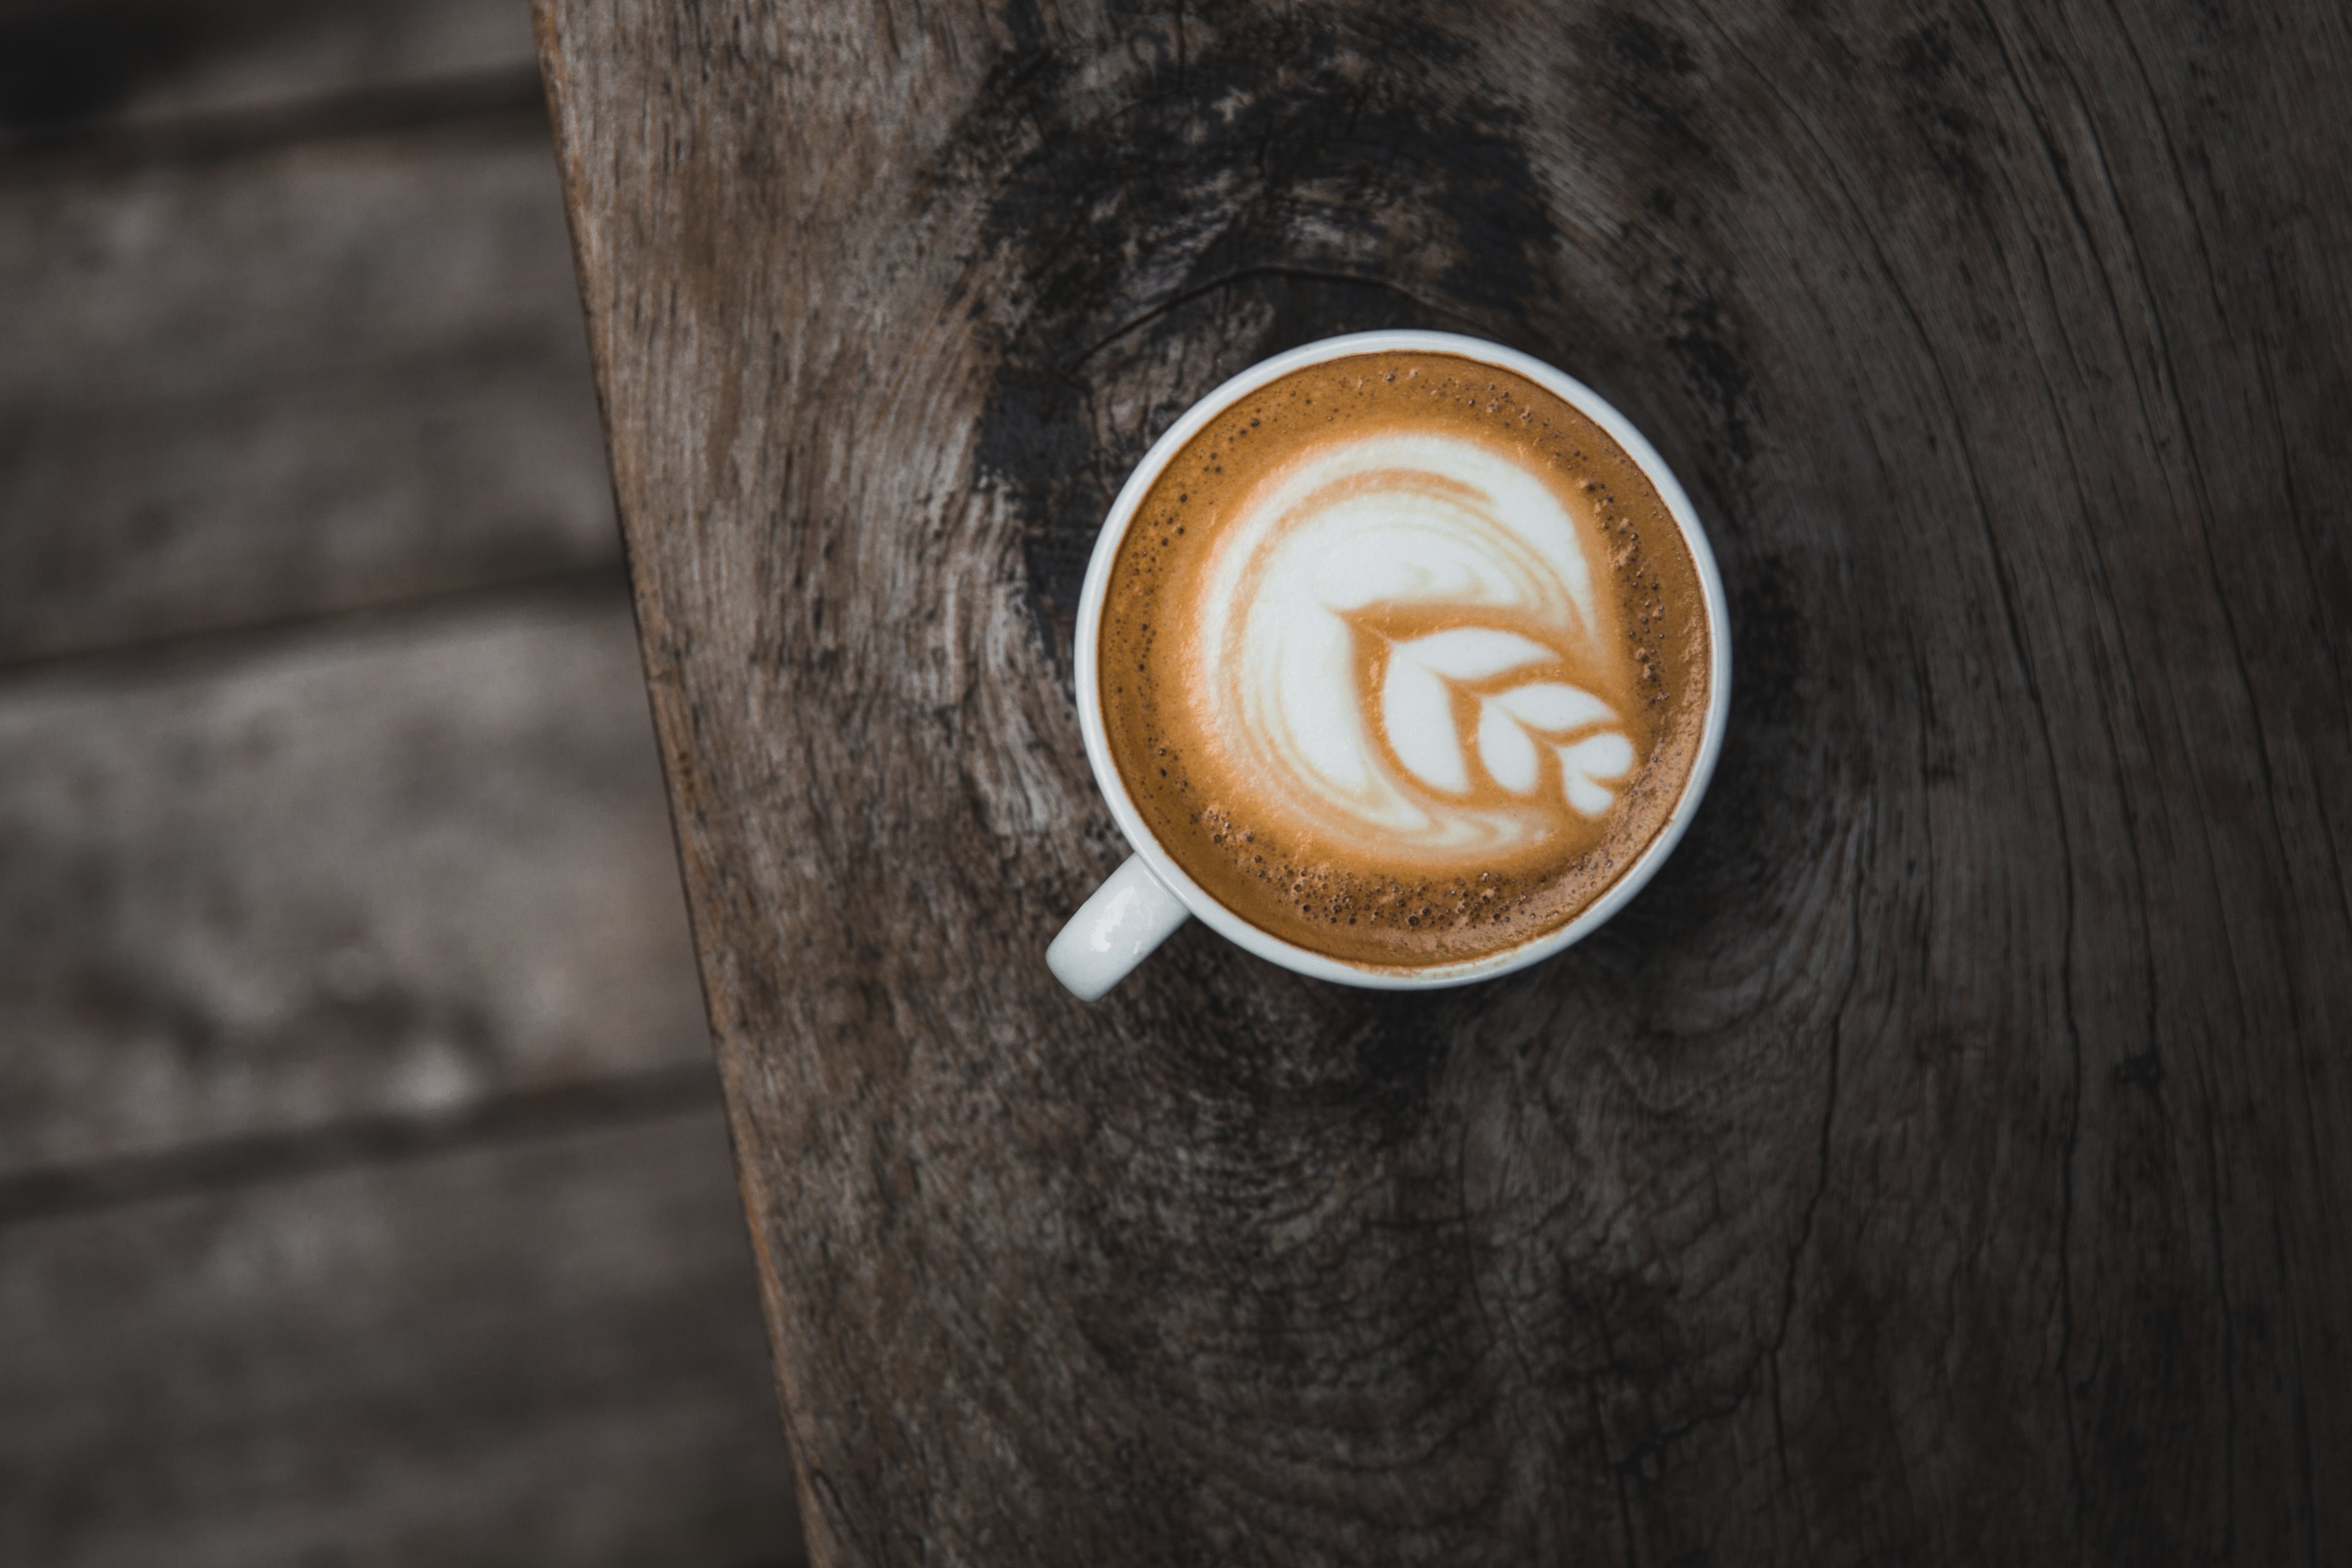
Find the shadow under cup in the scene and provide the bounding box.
[1049,330,1730,1003]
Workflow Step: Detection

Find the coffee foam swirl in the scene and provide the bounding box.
[1191,431,1635,867]
[1099,349,1711,970]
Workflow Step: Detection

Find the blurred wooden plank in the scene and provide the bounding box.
[0,585,709,1181]
[0,1106,805,1568]
[0,111,614,665]
[0,0,536,144]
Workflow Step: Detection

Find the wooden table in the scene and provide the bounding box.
[537,1,2350,1561]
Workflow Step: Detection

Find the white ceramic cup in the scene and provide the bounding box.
[1047,330,1731,1001]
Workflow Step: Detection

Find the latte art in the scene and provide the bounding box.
[1385,633,1632,813]
[1099,350,1713,970]
[1196,431,1637,866]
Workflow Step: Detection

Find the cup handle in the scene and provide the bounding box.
[1047,853,1191,1001]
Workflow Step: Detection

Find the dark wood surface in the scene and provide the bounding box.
[0,75,608,665]
[1,2,804,1561]
[540,1,2351,1562]
[3,1109,785,1568]
[0,587,706,1178]
[0,0,535,147]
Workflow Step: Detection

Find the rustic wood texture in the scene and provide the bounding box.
[0,109,616,666]
[543,0,2351,1562]
[0,0,536,145]
[0,587,706,1179]
[0,1108,797,1568]
[3,3,806,1559]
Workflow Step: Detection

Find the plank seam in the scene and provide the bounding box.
[0,1059,723,1228]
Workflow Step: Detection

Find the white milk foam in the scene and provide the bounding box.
[1192,431,1638,865]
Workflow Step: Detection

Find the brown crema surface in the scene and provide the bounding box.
[1100,351,1713,969]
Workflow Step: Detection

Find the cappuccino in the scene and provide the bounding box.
[1097,350,1713,968]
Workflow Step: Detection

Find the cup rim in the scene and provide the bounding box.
[1072,329,1732,989]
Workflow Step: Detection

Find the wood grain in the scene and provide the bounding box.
[0,0,535,145]
[0,586,707,1180]
[0,1106,804,1568]
[0,110,614,665]
[538,0,2351,1561]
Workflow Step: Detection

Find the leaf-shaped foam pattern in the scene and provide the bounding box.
[1392,650,1635,802]
[1189,428,1640,856]
[1383,650,1469,793]
[1496,682,1615,734]
[1476,698,1542,793]
[1558,731,1636,818]
[1564,774,1616,818]
[1393,627,1553,680]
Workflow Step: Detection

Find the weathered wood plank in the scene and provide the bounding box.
[541,0,2352,1563]
[0,1106,805,1568]
[0,0,536,143]
[0,111,614,665]
[0,585,708,1180]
